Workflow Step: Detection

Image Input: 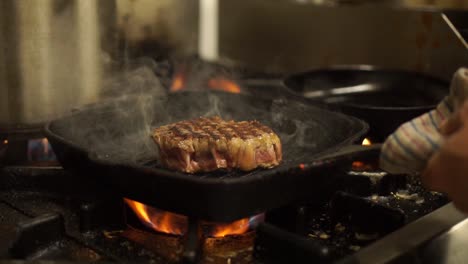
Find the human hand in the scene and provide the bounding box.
[379,68,468,175]
[422,100,468,212]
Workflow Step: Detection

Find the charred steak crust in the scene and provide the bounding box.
[152,116,282,173]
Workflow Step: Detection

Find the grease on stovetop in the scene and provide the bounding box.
[304,179,449,259]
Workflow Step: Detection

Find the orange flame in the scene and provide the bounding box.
[41,138,49,155]
[207,78,241,94]
[352,161,365,169]
[352,137,372,169]
[2,139,7,145]
[124,198,188,235]
[124,198,255,237]
[362,138,372,146]
[351,139,373,169]
[170,72,185,92]
[169,67,241,94]
[206,218,250,238]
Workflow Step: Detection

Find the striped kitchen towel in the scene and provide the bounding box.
[380,68,468,174]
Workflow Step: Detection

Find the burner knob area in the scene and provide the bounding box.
[330,191,406,235]
[9,213,65,258]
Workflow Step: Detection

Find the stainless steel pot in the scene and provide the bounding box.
[0,0,116,128]
[0,0,199,129]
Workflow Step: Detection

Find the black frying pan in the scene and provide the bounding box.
[45,91,373,221]
[284,66,449,141]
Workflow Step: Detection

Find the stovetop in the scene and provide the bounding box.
[3,18,468,260]
[0,149,455,264]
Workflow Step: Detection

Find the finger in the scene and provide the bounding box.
[449,183,468,213]
[441,114,461,136]
[441,100,468,135]
[451,200,468,214]
[421,151,448,193]
[459,100,468,122]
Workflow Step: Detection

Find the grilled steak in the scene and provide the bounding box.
[152,116,282,173]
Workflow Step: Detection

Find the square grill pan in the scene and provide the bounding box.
[45,91,370,221]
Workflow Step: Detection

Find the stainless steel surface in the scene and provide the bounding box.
[0,0,116,126]
[419,215,468,263]
[289,0,468,11]
[340,202,467,263]
[217,2,468,80]
[0,0,200,126]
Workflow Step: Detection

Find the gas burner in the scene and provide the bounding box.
[1,137,58,167]
[123,198,262,263]
[0,81,456,263]
[0,146,451,264]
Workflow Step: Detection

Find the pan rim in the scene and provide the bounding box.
[44,90,369,185]
[283,64,449,111]
[43,90,370,221]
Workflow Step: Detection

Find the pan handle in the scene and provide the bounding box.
[318,144,382,162]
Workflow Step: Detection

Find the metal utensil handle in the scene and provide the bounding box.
[319,144,382,161]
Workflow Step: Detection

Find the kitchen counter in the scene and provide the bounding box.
[340,203,468,263]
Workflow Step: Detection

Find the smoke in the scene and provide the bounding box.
[101,58,166,98]
[270,98,339,150]
[51,58,229,165]
[202,93,222,117]
[50,58,166,164]
[49,57,363,167]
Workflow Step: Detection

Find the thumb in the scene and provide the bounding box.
[441,100,468,136]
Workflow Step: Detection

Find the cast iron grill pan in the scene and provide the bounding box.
[45,91,370,221]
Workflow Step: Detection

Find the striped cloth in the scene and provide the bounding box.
[380,68,468,174]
